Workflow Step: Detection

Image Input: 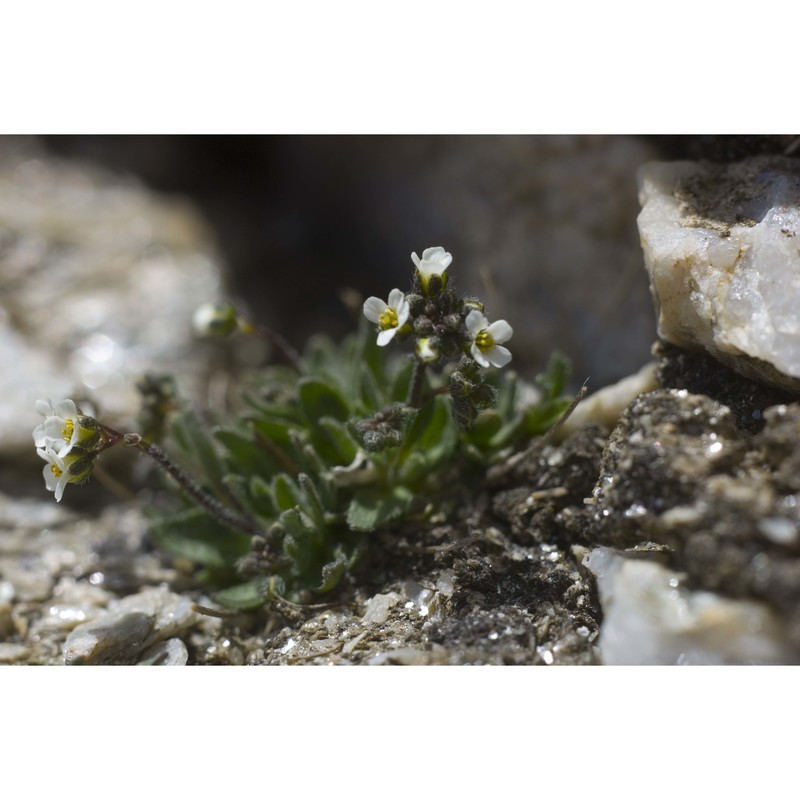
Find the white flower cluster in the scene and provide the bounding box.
[33,399,97,501]
[362,246,513,368]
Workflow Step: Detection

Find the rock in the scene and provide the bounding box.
[582,388,800,652]
[637,156,800,392]
[0,142,227,453]
[63,611,154,665]
[62,586,199,665]
[584,547,796,665]
[361,592,401,625]
[138,637,189,666]
[0,643,30,664]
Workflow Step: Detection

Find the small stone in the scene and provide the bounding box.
[362,592,401,625]
[0,643,30,664]
[138,638,189,666]
[638,156,800,391]
[62,587,199,665]
[64,611,154,665]
[758,517,798,546]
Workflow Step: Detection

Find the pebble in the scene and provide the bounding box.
[361,592,401,625]
[138,638,189,666]
[63,587,199,665]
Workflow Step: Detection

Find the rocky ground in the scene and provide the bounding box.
[4,340,800,665]
[4,139,800,665]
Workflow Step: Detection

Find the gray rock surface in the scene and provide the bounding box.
[579,386,800,656]
[0,139,226,452]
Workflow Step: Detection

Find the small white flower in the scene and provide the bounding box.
[363,288,410,346]
[465,309,513,369]
[37,443,96,503]
[411,246,452,288]
[37,446,72,502]
[33,398,83,458]
[416,337,439,363]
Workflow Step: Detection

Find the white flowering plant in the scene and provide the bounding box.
[34,246,574,608]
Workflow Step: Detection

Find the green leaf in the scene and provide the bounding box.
[171,410,226,489]
[389,357,415,404]
[149,507,250,568]
[466,409,504,447]
[212,578,268,610]
[346,485,414,532]
[250,415,302,447]
[302,334,339,374]
[249,474,277,518]
[281,507,323,573]
[273,473,302,512]
[215,429,281,479]
[318,555,347,593]
[523,397,572,436]
[316,417,358,464]
[399,397,457,480]
[298,377,350,424]
[537,352,571,401]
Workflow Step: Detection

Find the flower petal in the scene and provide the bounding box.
[376,328,397,347]
[487,345,512,368]
[55,399,78,419]
[33,423,47,448]
[363,296,387,324]
[487,319,513,344]
[396,298,410,328]
[470,342,490,368]
[387,288,405,310]
[36,399,53,417]
[410,252,421,269]
[421,246,445,261]
[465,309,488,336]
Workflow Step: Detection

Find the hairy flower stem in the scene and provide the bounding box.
[407,359,427,409]
[124,434,264,538]
[238,319,301,372]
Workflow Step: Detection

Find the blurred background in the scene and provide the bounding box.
[2,134,795,496]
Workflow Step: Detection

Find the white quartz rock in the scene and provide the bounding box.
[584,547,797,665]
[637,156,800,391]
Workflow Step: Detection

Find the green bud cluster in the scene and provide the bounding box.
[350,403,417,453]
[449,356,498,430]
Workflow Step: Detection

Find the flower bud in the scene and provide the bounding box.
[416,337,439,364]
[192,303,239,338]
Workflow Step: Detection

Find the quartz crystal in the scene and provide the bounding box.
[637,156,800,391]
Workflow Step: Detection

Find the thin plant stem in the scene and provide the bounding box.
[238,319,301,371]
[407,359,427,409]
[124,434,264,538]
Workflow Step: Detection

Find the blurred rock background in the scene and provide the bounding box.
[37,135,663,387]
[5,134,797,489]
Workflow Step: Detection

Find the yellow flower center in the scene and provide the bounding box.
[475,330,494,351]
[62,419,74,442]
[50,464,63,478]
[378,308,398,331]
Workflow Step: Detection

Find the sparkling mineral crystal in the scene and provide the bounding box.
[637,156,800,391]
